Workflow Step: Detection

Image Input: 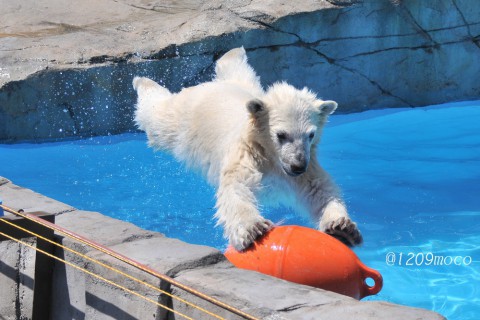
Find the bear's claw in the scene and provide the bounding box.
[324,217,363,247]
[230,218,273,251]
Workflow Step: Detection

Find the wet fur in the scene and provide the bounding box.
[133,47,362,250]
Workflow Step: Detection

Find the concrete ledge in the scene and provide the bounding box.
[174,262,443,320]
[0,178,74,214]
[0,177,445,319]
[55,210,162,248]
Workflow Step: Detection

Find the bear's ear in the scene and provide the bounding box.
[247,99,267,118]
[316,100,338,115]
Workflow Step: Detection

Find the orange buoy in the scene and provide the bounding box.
[224,225,382,300]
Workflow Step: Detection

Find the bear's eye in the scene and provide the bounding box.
[276,132,288,143]
[308,132,315,140]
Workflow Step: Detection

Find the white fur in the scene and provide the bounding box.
[133,47,361,250]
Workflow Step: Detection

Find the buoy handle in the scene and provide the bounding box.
[360,265,383,299]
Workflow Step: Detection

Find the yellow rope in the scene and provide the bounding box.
[0,218,225,320]
[0,204,258,320]
[0,230,194,320]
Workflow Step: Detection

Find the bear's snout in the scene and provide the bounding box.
[284,156,308,176]
[290,163,307,176]
[281,146,309,176]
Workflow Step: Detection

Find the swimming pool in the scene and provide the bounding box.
[1,101,479,319]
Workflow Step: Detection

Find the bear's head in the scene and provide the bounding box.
[247,82,337,177]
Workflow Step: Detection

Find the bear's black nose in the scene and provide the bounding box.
[290,164,306,175]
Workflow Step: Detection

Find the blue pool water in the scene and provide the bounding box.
[1,101,479,319]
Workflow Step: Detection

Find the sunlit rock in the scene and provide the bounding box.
[1,0,479,141]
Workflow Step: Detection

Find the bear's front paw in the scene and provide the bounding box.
[324,217,363,247]
[229,218,273,251]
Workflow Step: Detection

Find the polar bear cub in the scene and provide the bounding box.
[133,47,362,250]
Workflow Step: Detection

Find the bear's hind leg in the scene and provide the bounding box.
[214,47,263,96]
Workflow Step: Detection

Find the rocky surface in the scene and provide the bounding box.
[1,0,479,141]
[0,238,36,319]
[0,177,446,319]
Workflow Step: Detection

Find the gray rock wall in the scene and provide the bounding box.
[0,0,479,142]
[0,238,36,320]
[0,177,445,319]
